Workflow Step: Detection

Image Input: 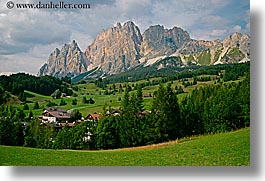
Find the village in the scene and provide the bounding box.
[39,107,106,128]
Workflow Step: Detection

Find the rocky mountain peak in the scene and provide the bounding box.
[85,21,142,74]
[38,21,250,78]
[140,25,191,59]
[37,40,90,77]
[53,48,60,55]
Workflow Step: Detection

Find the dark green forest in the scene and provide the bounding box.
[0,73,73,102]
[93,61,250,90]
[0,62,250,150]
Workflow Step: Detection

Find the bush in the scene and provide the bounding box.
[46,101,58,107]
[51,89,61,99]
[72,99,77,105]
[23,104,29,110]
[33,101,39,109]
[59,99,67,106]
[89,98,95,104]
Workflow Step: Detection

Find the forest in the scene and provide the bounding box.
[0,73,73,102]
[93,62,249,89]
[0,62,250,150]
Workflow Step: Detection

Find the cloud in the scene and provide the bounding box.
[0,2,71,55]
[70,31,94,51]
[0,43,61,74]
[0,0,250,74]
[232,25,242,33]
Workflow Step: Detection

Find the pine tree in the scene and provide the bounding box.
[28,111,33,121]
[151,82,168,142]
[135,85,144,113]
[33,101,39,109]
[164,83,182,139]
[72,99,77,105]
[23,104,29,110]
[59,99,67,106]
[122,85,130,113]
[82,97,88,104]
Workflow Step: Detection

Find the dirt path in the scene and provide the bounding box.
[109,140,180,151]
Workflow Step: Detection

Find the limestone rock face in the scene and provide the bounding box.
[38,21,250,78]
[222,32,250,58]
[37,40,90,77]
[179,40,214,54]
[140,25,191,59]
[179,32,250,65]
[85,21,142,74]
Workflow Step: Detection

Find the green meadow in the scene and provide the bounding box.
[15,74,227,117]
[0,128,250,166]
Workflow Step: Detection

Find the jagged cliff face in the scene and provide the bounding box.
[140,25,191,59]
[38,21,250,78]
[85,21,142,74]
[37,40,90,77]
[220,32,250,63]
[177,32,250,65]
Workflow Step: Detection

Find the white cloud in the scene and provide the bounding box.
[232,25,242,33]
[70,31,94,51]
[0,4,71,55]
[0,43,61,74]
[0,0,250,74]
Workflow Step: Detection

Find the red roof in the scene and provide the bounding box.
[60,123,75,127]
[86,114,101,120]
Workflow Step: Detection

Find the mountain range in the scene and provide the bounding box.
[37,21,250,79]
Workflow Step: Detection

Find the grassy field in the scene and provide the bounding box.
[0,128,250,166]
[12,74,244,118]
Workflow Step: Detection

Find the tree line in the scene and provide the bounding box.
[0,62,250,149]
[0,72,249,150]
[93,62,249,90]
[0,73,73,102]
[93,74,249,149]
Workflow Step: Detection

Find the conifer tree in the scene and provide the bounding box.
[33,101,39,109]
[151,82,168,142]
[164,83,182,139]
[136,85,144,113]
[122,85,130,113]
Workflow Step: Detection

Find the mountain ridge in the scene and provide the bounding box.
[37,21,250,78]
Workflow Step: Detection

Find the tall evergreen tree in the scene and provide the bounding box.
[122,85,130,113]
[164,83,182,139]
[151,82,168,142]
[135,85,144,113]
[33,101,39,109]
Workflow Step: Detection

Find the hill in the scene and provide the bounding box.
[0,128,250,166]
[1,62,250,120]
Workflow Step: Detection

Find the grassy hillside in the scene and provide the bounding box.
[5,62,249,120]
[12,73,243,118]
[0,128,250,166]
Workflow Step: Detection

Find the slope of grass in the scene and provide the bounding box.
[0,128,250,166]
[197,50,211,65]
[12,75,243,117]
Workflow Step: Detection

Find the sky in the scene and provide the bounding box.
[0,0,250,75]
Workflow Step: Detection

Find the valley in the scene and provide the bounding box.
[0,2,251,167]
[0,60,250,165]
[6,63,246,117]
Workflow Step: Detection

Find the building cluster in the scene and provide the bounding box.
[38,107,101,130]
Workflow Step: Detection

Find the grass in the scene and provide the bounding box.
[197,50,211,65]
[10,75,243,117]
[0,128,250,166]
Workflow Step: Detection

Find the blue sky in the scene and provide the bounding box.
[0,0,250,74]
